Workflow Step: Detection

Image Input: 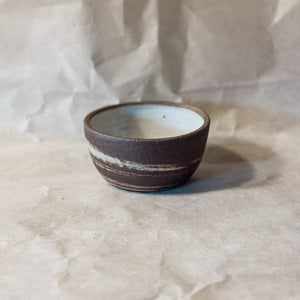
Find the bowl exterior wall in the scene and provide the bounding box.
[84,124,209,192]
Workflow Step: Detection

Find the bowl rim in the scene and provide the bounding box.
[84,101,210,142]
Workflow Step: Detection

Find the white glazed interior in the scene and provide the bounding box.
[90,104,205,139]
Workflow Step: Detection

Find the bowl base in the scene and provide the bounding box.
[104,176,188,192]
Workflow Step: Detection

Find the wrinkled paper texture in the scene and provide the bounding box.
[0,0,300,299]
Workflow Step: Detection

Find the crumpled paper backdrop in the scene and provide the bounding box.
[0,0,299,299]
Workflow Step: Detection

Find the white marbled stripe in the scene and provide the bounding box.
[88,143,200,172]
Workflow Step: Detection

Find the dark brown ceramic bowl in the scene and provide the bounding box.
[84,102,210,192]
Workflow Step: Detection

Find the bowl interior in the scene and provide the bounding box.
[90,104,205,139]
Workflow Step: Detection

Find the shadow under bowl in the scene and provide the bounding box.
[84,101,210,192]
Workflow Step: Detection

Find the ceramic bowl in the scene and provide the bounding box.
[84,102,210,192]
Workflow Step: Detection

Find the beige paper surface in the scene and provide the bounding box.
[0,1,300,299]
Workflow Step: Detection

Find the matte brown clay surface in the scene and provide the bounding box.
[84,102,210,191]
